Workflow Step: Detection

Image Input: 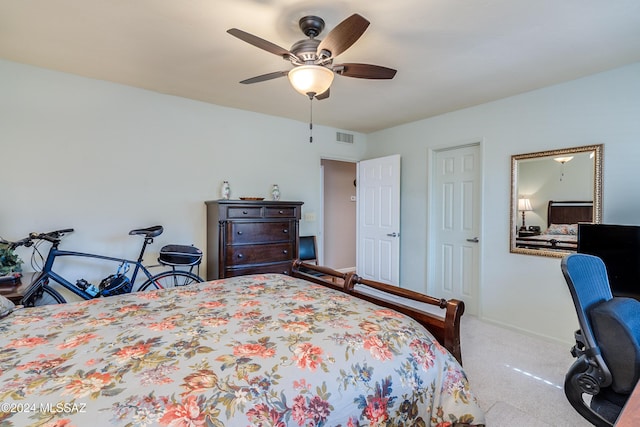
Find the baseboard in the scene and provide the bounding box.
[476,315,574,347]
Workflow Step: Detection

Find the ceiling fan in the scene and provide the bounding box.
[227,14,397,100]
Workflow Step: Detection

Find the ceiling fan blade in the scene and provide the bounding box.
[316,14,370,58]
[315,88,330,100]
[239,71,289,84]
[334,63,397,79]
[227,28,295,60]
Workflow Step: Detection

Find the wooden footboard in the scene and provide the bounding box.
[291,260,465,365]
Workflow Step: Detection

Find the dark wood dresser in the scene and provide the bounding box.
[205,200,304,280]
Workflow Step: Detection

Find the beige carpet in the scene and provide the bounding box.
[460,316,592,426]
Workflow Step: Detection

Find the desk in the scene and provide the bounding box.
[615,380,640,426]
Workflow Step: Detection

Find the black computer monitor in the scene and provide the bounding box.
[577,223,640,300]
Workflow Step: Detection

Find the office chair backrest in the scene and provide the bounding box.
[562,253,613,352]
[299,236,318,264]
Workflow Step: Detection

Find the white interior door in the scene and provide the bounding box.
[357,154,401,285]
[432,144,480,314]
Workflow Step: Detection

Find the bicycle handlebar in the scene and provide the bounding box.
[4,228,75,248]
[31,228,74,243]
[1,236,33,249]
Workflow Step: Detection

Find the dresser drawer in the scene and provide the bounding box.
[227,221,292,244]
[226,243,293,265]
[226,206,263,218]
[264,206,298,218]
[224,262,292,277]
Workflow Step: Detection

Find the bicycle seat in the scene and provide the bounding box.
[129,225,163,238]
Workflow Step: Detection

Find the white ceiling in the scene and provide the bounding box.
[1,0,639,133]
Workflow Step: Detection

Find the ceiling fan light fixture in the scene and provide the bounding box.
[288,65,334,98]
[554,156,574,164]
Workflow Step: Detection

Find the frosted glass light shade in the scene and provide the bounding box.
[553,156,574,164]
[288,65,334,97]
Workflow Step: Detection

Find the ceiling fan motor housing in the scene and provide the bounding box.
[290,16,328,64]
[290,39,321,63]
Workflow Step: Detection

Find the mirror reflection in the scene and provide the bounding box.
[510,144,603,257]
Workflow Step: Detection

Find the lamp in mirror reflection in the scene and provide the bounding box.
[518,198,533,231]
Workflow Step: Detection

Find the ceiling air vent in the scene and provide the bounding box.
[336,132,354,144]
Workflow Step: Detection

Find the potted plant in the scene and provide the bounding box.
[0,242,23,277]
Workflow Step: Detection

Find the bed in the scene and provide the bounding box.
[0,262,484,426]
[516,200,593,251]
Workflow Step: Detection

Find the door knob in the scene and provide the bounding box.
[386,232,399,237]
[466,237,479,243]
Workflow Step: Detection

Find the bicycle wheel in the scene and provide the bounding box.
[22,282,66,307]
[138,271,202,291]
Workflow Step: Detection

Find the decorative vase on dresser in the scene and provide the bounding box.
[205,200,304,280]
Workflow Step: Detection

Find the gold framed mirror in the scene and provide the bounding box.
[510,144,603,257]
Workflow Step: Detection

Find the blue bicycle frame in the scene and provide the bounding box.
[30,245,156,300]
[21,227,163,303]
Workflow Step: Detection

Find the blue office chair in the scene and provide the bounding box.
[299,236,318,264]
[561,253,640,426]
[298,235,326,277]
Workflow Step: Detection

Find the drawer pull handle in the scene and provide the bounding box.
[279,210,284,214]
[283,229,288,233]
[283,250,288,254]
[237,254,243,259]
[237,231,243,235]
[242,210,248,215]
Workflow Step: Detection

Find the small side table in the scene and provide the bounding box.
[0,273,34,304]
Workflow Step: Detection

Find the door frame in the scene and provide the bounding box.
[426,140,484,315]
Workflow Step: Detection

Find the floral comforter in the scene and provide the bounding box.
[0,274,485,426]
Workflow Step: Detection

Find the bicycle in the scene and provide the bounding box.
[2,226,204,307]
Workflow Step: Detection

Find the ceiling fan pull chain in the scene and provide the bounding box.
[309,97,313,143]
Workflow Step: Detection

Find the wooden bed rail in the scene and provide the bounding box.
[291,260,465,365]
[290,260,349,291]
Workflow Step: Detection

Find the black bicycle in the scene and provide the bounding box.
[2,226,203,306]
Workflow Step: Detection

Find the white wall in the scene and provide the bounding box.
[0,59,366,280]
[364,62,640,343]
[3,57,639,344]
